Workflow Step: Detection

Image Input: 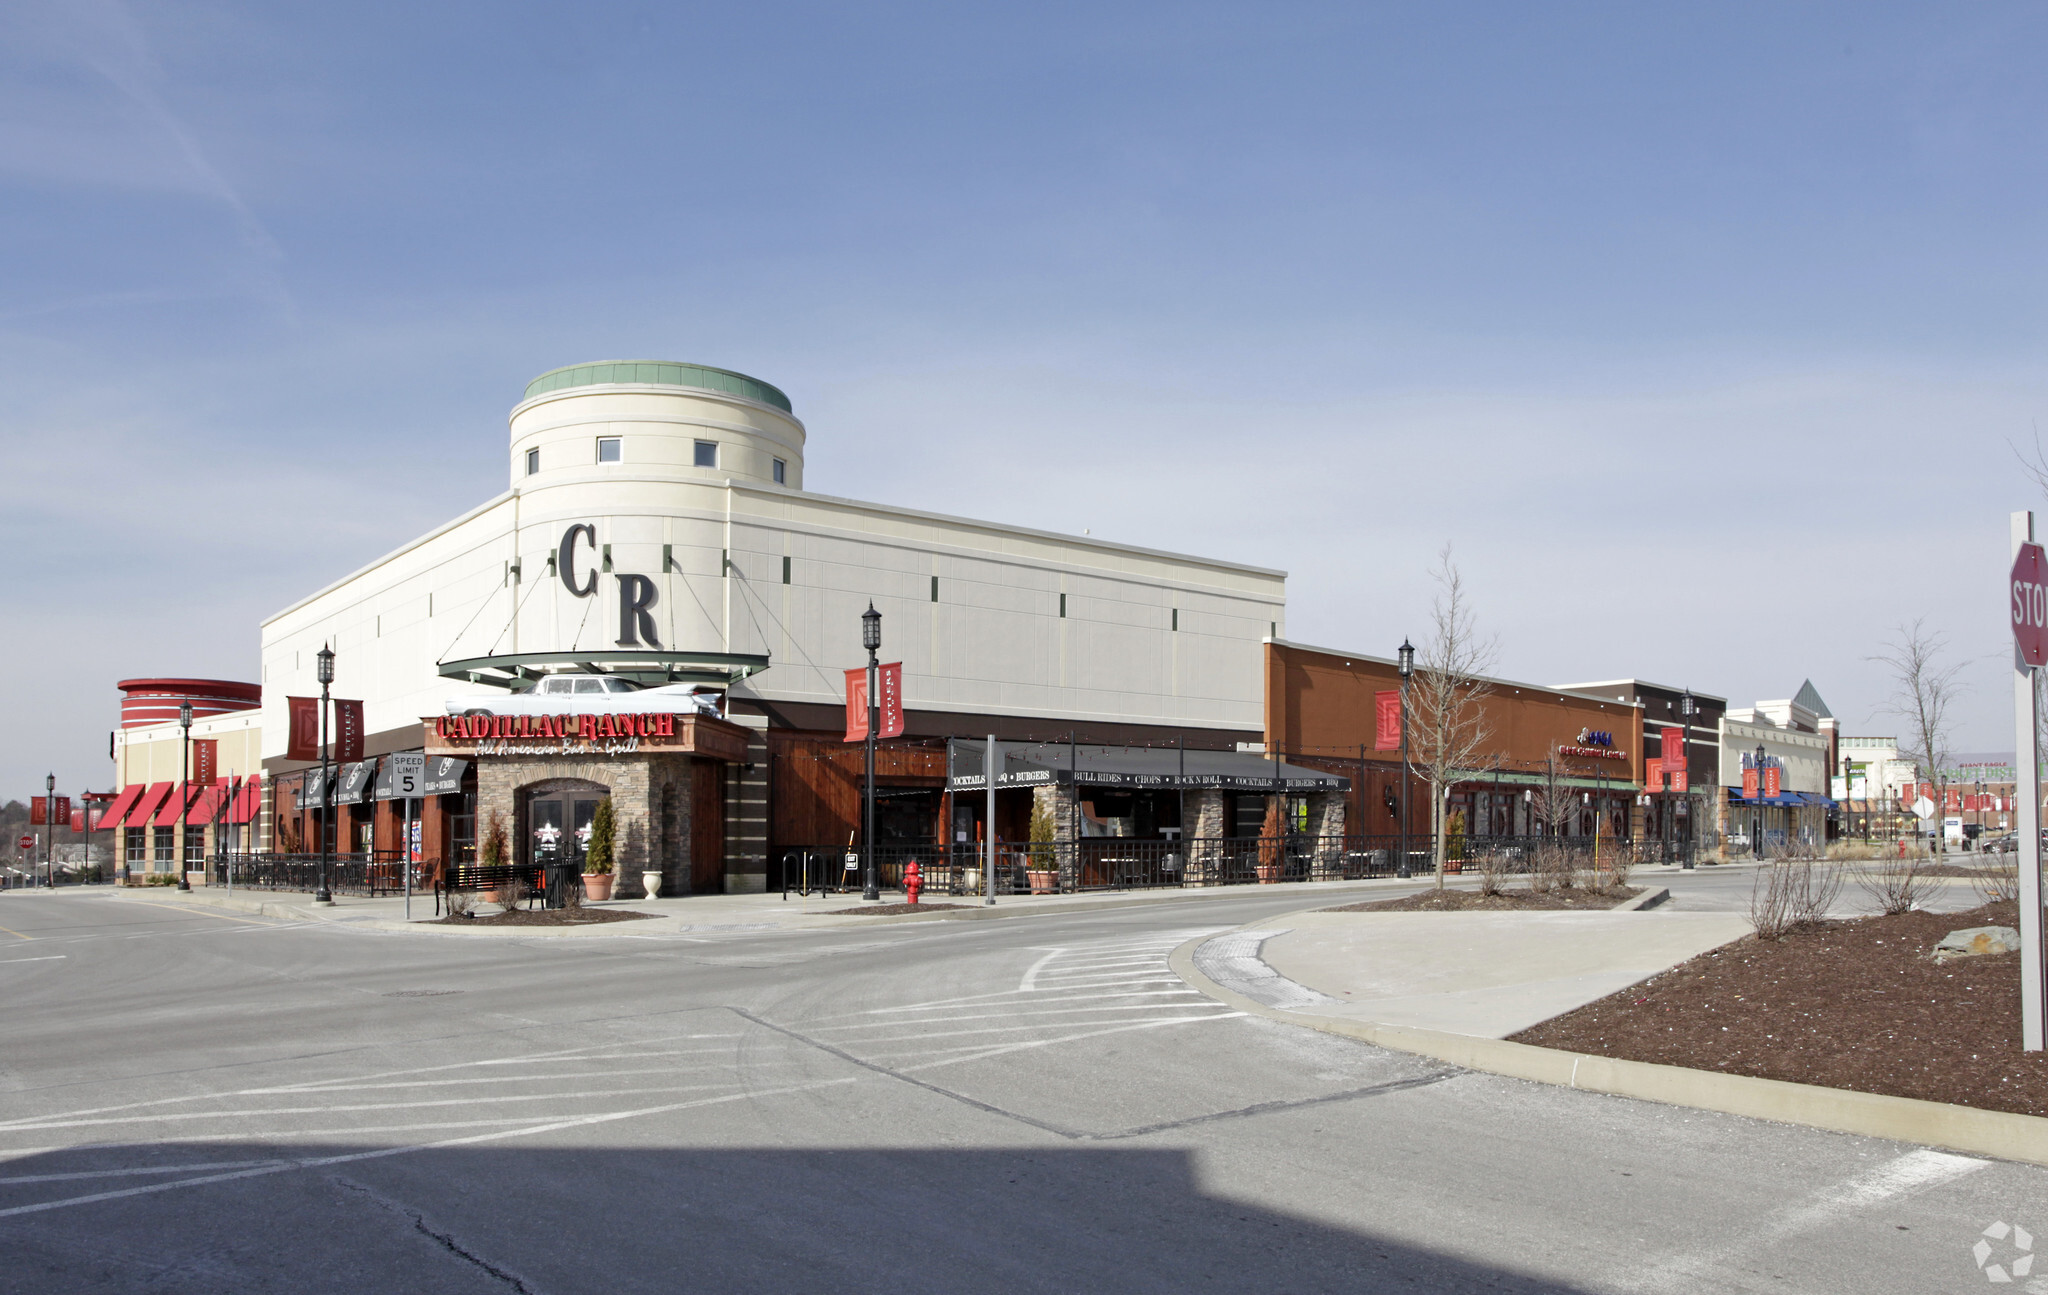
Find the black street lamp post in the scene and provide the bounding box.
[861,604,882,903]
[1397,638,1414,879]
[177,701,193,891]
[1679,689,1696,869]
[316,644,335,905]
[1753,742,1766,857]
[44,772,55,889]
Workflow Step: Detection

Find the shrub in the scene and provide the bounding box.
[1750,858,1841,938]
[584,798,615,875]
[1973,854,2022,905]
[497,872,527,914]
[1531,840,1578,894]
[480,812,509,870]
[1853,858,1925,915]
[445,889,474,919]
[1474,845,1513,897]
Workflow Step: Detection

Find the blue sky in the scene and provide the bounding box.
[3,1,2045,796]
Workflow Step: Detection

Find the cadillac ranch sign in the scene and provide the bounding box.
[427,712,747,762]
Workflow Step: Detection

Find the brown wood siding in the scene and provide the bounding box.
[768,733,948,851]
[1264,643,1645,790]
[690,760,725,893]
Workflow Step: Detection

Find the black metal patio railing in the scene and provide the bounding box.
[210,852,430,897]
[779,832,1692,898]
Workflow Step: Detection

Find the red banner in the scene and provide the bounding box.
[70,808,84,832]
[1661,727,1684,773]
[50,795,70,829]
[1742,768,1759,799]
[879,662,904,739]
[1645,765,1664,793]
[1670,770,1689,793]
[29,797,45,826]
[287,697,320,761]
[191,739,217,790]
[1763,765,1781,798]
[844,669,869,743]
[334,700,364,763]
[1374,691,1401,751]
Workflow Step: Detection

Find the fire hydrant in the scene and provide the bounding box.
[904,860,922,906]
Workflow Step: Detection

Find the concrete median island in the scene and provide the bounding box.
[1174,899,2048,1167]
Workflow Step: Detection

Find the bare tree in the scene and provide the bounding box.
[1869,619,1965,856]
[1529,746,1580,840]
[1410,548,1499,888]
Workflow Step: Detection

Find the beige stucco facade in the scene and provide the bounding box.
[259,367,1283,762]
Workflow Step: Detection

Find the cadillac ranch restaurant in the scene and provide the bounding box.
[425,707,751,898]
[269,705,750,900]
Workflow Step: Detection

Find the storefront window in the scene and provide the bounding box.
[449,792,476,865]
[153,827,174,869]
[184,828,206,867]
[125,828,146,865]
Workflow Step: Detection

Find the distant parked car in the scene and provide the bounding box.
[445,674,723,717]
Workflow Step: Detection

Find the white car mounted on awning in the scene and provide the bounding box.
[444,674,723,717]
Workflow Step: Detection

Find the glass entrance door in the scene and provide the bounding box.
[531,797,602,868]
[531,799,567,866]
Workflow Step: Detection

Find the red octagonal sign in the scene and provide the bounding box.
[2014,542,2048,667]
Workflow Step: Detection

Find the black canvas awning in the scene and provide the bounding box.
[944,740,1349,793]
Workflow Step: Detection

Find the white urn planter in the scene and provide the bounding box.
[642,871,663,900]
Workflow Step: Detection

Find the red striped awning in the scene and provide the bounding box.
[130,782,175,829]
[153,783,198,826]
[98,784,147,829]
[185,778,232,825]
[226,775,263,825]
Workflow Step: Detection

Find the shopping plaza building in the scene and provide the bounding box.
[249,360,1316,894]
[88,358,1887,890]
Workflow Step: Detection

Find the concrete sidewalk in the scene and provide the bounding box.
[1191,902,1753,1038]
[102,874,1451,936]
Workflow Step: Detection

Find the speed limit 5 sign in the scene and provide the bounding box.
[2014,542,2048,667]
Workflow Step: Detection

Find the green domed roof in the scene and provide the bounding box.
[523,361,792,413]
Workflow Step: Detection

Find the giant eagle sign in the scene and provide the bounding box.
[557,524,661,648]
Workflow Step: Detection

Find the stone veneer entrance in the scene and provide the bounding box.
[428,711,750,898]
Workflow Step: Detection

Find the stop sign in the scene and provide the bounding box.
[2014,542,2048,667]
[15,835,31,850]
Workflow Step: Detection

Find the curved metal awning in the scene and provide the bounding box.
[438,650,770,691]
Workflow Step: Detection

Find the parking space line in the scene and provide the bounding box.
[0,1078,859,1220]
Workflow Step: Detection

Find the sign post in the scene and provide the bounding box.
[2010,512,2046,1052]
[389,753,426,923]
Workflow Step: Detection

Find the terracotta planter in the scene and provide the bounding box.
[582,873,614,902]
[1027,869,1057,895]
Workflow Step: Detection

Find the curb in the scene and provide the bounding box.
[128,877,1425,937]
[1613,886,1669,911]
[1169,922,2048,1169]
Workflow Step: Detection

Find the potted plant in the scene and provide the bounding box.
[1256,798,1283,883]
[478,811,510,905]
[582,797,615,902]
[1026,800,1058,894]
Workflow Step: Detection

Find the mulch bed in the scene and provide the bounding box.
[1324,885,1643,913]
[823,902,972,915]
[1512,900,2048,1118]
[432,906,654,926]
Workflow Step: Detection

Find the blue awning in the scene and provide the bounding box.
[1725,788,1806,808]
